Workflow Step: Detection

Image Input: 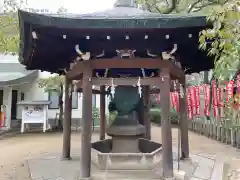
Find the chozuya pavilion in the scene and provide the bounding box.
[18,0,213,179]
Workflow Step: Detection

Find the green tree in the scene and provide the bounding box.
[199,0,240,81]
[0,0,66,54]
[38,75,65,130]
[137,0,228,14]
[0,0,24,53]
[57,6,68,14]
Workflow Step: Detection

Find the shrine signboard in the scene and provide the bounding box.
[17,101,51,133]
[23,105,44,123]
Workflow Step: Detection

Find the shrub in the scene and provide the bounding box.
[92,107,100,126]
[149,108,179,125]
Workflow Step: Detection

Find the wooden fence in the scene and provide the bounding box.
[188,119,240,148]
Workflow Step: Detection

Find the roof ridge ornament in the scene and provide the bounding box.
[114,0,138,8]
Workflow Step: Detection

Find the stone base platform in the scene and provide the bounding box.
[27,150,224,180]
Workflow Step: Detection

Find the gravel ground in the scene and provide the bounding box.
[0,126,240,180]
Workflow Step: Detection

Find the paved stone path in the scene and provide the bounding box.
[27,148,222,180]
[0,126,240,179]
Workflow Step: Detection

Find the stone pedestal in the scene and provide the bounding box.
[107,123,145,153]
[112,137,139,153]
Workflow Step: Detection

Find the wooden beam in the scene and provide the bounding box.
[169,64,185,83]
[77,88,101,94]
[76,78,179,94]
[160,68,174,178]
[75,80,102,94]
[91,77,161,86]
[67,58,185,82]
[90,58,169,69]
[80,67,92,178]
[67,61,85,79]
[100,86,106,140]
[143,86,151,140]
[179,81,190,159]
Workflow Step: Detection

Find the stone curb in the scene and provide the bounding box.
[210,159,225,180]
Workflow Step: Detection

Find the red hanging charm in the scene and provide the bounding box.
[187,87,193,120]
[170,91,179,112]
[237,75,240,109]
[195,86,200,116]
[189,86,196,117]
[170,92,175,109]
[203,84,210,116]
[212,80,218,118]
[237,75,240,93]
[226,80,234,103]
[219,87,224,117]
[175,91,180,113]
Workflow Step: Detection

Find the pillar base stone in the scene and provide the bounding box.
[78,177,91,180]
[163,170,186,180]
[61,156,72,161]
[180,156,190,161]
[174,170,186,180]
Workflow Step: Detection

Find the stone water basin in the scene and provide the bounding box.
[91,138,162,171]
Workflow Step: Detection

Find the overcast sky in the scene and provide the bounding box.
[0,0,116,13]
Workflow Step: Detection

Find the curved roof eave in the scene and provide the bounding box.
[0,70,38,87]
[18,9,208,29]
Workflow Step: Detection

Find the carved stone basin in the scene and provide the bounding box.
[91,138,162,171]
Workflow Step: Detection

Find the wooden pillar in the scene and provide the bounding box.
[180,82,189,159]
[62,75,72,159]
[80,67,92,178]
[143,86,151,140]
[100,86,106,140]
[204,71,209,84]
[138,97,144,126]
[160,69,174,178]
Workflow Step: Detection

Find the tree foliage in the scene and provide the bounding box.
[0,0,24,53]
[0,0,67,54]
[57,6,68,14]
[38,75,65,130]
[137,0,229,14]
[38,75,65,93]
[199,0,240,81]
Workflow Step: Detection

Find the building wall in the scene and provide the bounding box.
[9,71,109,120]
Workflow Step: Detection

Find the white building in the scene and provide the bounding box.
[0,54,105,130]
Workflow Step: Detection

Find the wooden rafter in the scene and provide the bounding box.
[67,57,185,83]
[76,79,178,94]
[91,77,160,86]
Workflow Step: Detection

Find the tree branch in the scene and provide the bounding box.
[191,1,218,12]
[188,0,230,13]
[154,0,177,14]
[187,0,202,13]
[140,0,230,14]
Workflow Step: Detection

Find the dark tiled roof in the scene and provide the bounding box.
[18,7,207,29]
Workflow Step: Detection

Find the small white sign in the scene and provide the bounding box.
[23,106,44,123]
[20,104,49,133]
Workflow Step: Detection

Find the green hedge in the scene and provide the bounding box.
[150,108,179,125]
[95,107,179,125]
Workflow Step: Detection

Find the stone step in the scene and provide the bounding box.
[91,169,185,180]
[0,128,21,140]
